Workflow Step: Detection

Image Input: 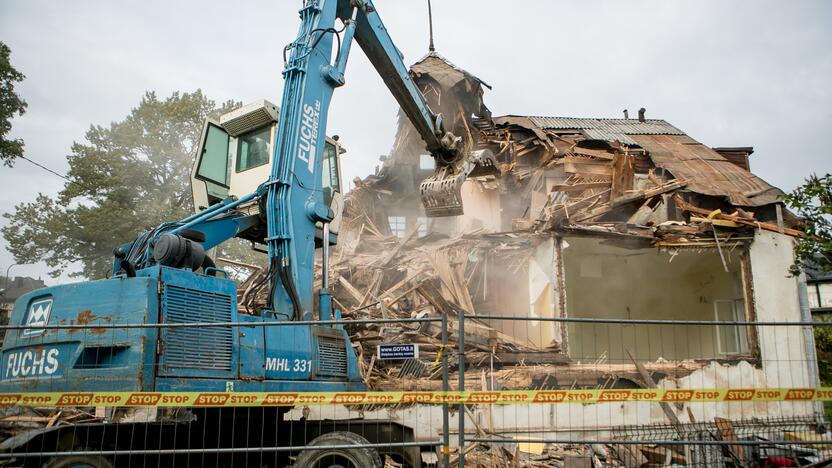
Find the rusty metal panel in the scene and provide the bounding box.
[631,134,783,206]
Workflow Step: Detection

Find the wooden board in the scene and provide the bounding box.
[564,156,613,176]
[610,153,634,199]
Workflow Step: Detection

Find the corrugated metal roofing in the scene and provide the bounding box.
[528,116,684,145]
[494,114,785,207]
[631,134,783,207]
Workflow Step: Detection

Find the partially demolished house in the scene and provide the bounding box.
[325,53,820,430]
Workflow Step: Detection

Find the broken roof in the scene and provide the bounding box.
[632,134,782,206]
[526,116,685,146]
[410,51,492,90]
[348,54,800,247]
[495,114,784,208]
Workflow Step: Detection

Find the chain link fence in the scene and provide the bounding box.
[0,313,830,467]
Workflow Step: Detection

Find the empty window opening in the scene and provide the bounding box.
[562,237,752,362]
[477,239,560,349]
[388,216,406,238]
[419,154,435,170]
[417,217,428,237]
[810,282,832,310]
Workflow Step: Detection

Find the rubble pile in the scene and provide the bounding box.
[326,212,560,389]
[476,115,799,246]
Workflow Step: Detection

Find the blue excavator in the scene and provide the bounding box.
[0,1,486,466]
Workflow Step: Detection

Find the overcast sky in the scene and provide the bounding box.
[1,0,830,283]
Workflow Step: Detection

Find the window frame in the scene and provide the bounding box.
[388,215,407,238]
[195,122,231,189]
[235,124,272,173]
[417,216,428,238]
[321,141,341,205]
[714,299,748,355]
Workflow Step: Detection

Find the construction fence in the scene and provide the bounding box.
[0,314,830,467]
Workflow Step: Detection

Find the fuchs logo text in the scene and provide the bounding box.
[23,298,53,337]
[297,100,321,173]
[5,348,60,379]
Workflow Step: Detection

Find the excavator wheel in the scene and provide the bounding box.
[43,455,114,468]
[293,431,382,468]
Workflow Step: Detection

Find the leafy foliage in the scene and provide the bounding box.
[0,42,28,167]
[2,90,240,278]
[782,173,832,276]
[813,314,832,420]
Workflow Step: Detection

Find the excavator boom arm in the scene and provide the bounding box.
[266,0,461,321]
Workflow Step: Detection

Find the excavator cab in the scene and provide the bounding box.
[190,99,346,240]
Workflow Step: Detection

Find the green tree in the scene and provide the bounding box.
[783,173,832,276]
[0,42,28,167]
[2,90,240,278]
[813,315,832,420]
[785,174,832,419]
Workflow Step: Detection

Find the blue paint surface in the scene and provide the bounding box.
[1,266,363,394]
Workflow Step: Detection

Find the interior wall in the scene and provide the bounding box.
[455,180,501,234]
[482,238,559,348]
[562,236,747,363]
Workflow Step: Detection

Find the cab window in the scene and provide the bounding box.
[236,126,271,172]
[196,123,231,187]
[321,141,341,205]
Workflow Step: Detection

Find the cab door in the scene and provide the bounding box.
[319,139,345,238]
[191,119,231,211]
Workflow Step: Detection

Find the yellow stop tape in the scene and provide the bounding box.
[0,387,829,408]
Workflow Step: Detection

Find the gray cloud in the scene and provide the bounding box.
[1,0,830,283]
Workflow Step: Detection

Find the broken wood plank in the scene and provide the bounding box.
[337,275,365,304]
[357,269,383,309]
[715,417,747,463]
[46,411,62,428]
[610,443,648,468]
[564,156,613,176]
[376,222,421,267]
[610,153,634,199]
[494,352,569,365]
[1,416,54,423]
[378,267,426,300]
[384,282,423,309]
[549,181,611,192]
[626,349,683,427]
[627,199,658,225]
[416,279,455,314]
[673,194,803,236]
[572,146,615,160]
[569,203,616,223]
[611,179,688,207]
[690,216,740,228]
[451,260,475,313]
[640,446,686,465]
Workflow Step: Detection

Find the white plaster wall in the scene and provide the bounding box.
[454,180,501,233]
[749,231,816,416]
